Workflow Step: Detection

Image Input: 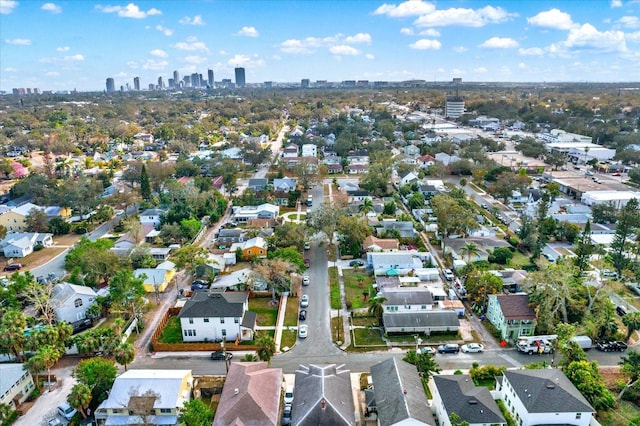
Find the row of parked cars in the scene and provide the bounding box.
[420,343,484,354]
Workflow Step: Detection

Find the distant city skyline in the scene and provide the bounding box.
[2,0,640,92]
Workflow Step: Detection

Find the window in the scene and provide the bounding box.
[234,318,239,324]
[421,305,427,309]
[220,318,225,324]
[189,318,194,324]
[404,305,411,310]
[204,318,209,323]
[74,298,83,308]
[222,329,227,336]
[160,408,172,414]
[576,413,582,420]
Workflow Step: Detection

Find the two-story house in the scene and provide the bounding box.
[232,204,279,223]
[486,294,536,343]
[0,364,35,411]
[0,202,41,232]
[139,208,166,228]
[216,229,247,244]
[178,291,256,342]
[51,282,98,325]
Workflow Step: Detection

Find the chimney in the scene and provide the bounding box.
[321,398,326,409]
[234,388,239,395]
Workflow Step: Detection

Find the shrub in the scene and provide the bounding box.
[470,364,506,382]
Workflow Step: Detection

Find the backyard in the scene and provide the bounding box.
[248,297,278,326]
[342,269,375,309]
[156,316,182,344]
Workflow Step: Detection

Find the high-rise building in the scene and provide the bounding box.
[157,76,164,90]
[148,83,154,91]
[173,70,180,87]
[208,69,214,87]
[235,67,246,88]
[183,75,191,87]
[106,78,115,93]
[445,96,465,118]
[301,79,310,88]
[168,78,174,88]
[133,77,140,91]
[191,73,199,88]
[199,74,204,87]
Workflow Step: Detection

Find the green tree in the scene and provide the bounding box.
[172,244,209,275]
[25,208,49,232]
[306,202,345,246]
[36,345,63,390]
[0,309,27,361]
[623,312,640,341]
[367,296,387,326]
[114,342,135,371]
[255,333,276,363]
[358,198,375,215]
[460,242,480,262]
[67,383,92,419]
[464,271,503,307]
[140,163,151,200]
[430,194,479,252]
[407,192,425,209]
[73,357,118,404]
[573,220,593,274]
[611,198,640,274]
[179,398,214,425]
[48,216,71,235]
[108,269,146,319]
[618,350,640,402]
[403,350,442,380]
[564,360,615,410]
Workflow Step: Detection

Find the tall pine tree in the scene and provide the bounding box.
[573,219,593,275]
[611,198,640,274]
[140,164,150,200]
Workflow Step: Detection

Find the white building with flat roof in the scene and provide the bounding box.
[301,144,317,158]
[568,146,616,164]
[581,190,640,209]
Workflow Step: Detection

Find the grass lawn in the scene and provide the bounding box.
[474,378,497,389]
[342,269,374,309]
[283,296,299,327]
[157,316,182,344]
[352,316,377,327]
[331,316,348,344]
[386,333,461,344]
[280,329,297,349]
[298,214,306,221]
[597,401,640,425]
[248,297,278,326]
[353,327,386,347]
[20,247,67,271]
[329,267,340,309]
[239,329,275,345]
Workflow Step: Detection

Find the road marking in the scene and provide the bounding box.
[498,352,523,368]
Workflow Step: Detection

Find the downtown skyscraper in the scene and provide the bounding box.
[235,67,245,88]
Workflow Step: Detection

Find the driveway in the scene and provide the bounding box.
[15,365,76,426]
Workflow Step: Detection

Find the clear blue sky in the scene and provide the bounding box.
[1,0,639,92]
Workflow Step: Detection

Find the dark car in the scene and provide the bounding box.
[304,259,311,267]
[3,263,22,272]
[191,280,208,290]
[616,305,628,317]
[596,341,628,352]
[299,310,307,321]
[349,259,365,267]
[437,344,460,354]
[210,351,233,360]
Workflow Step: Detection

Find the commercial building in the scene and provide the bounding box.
[105,77,115,93]
[208,69,214,87]
[235,67,246,87]
[445,96,465,118]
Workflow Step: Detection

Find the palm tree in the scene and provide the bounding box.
[367,296,387,326]
[358,198,375,216]
[623,312,640,341]
[241,353,258,362]
[460,242,480,262]
[114,342,135,371]
[0,403,14,423]
[255,333,276,363]
[38,345,63,390]
[67,383,92,419]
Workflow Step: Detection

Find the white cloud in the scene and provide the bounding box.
[65,54,84,61]
[414,5,516,27]
[618,16,640,28]
[219,50,228,55]
[518,47,545,56]
[172,36,209,52]
[611,0,622,7]
[3,67,17,72]
[41,2,61,13]
[400,27,414,35]
[56,46,70,52]
[150,49,168,57]
[564,23,627,52]
[126,60,139,69]
[280,39,312,54]
[156,25,173,36]
[453,46,467,53]
[179,15,205,25]
[237,26,259,37]
[518,62,527,69]
[344,33,371,44]
[409,38,441,50]
[96,3,161,19]
[226,54,265,68]
[479,37,519,48]
[419,28,440,36]
[527,9,575,30]
[5,38,31,45]
[142,59,168,70]
[473,67,488,73]
[40,53,84,63]
[329,45,360,55]
[373,0,435,18]
[183,55,207,64]
[45,71,59,76]
[628,31,640,43]
[0,0,18,14]
[451,68,465,75]
[365,53,375,59]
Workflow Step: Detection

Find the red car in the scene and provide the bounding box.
[612,173,622,176]
[304,259,311,267]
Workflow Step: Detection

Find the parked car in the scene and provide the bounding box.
[284,385,294,405]
[543,253,556,262]
[596,341,627,352]
[437,344,460,354]
[420,346,436,355]
[210,351,232,361]
[617,305,628,317]
[47,419,62,426]
[298,324,308,338]
[57,402,77,420]
[302,275,310,286]
[304,259,311,267]
[461,343,484,353]
[349,259,365,267]
[304,241,311,250]
[300,295,309,308]
[3,263,22,272]
[191,280,208,290]
[443,269,454,281]
[282,404,292,425]
[481,203,488,209]
[602,270,618,279]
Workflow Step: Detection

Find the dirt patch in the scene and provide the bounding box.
[53,234,81,246]
[600,366,624,388]
[21,247,67,270]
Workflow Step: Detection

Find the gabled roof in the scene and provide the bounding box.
[178,291,248,319]
[363,235,399,251]
[433,375,505,425]
[248,178,268,187]
[213,362,283,426]
[140,208,166,217]
[503,369,595,414]
[12,202,41,217]
[292,364,355,426]
[381,289,433,306]
[382,311,459,328]
[494,294,536,320]
[134,268,168,285]
[243,237,267,250]
[52,282,97,305]
[370,358,435,426]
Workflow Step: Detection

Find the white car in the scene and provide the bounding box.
[304,241,311,250]
[300,295,309,308]
[420,346,436,355]
[302,276,310,286]
[284,385,294,405]
[57,402,77,420]
[461,343,484,353]
[298,324,308,338]
[443,269,455,281]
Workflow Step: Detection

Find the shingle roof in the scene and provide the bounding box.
[433,375,505,424]
[292,364,355,426]
[213,362,283,426]
[370,358,435,426]
[382,311,459,328]
[381,289,433,306]
[178,291,248,319]
[363,236,399,251]
[495,294,536,320]
[52,282,97,305]
[0,364,28,397]
[241,311,257,329]
[504,369,594,414]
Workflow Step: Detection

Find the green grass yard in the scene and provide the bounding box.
[248,297,278,326]
[329,267,340,309]
[342,269,375,309]
[156,316,182,344]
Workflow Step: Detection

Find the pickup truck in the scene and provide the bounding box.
[596,341,627,352]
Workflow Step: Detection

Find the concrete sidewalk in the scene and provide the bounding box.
[273,293,288,353]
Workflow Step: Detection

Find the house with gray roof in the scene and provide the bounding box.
[0,232,53,258]
[291,364,355,426]
[380,288,435,312]
[273,178,297,192]
[178,291,256,342]
[382,311,459,335]
[0,364,34,410]
[498,369,595,426]
[486,294,536,343]
[139,208,166,227]
[52,282,98,325]
[379,220,415,238]
[247,178,268,191]
[216,228,247,244]
[369,358,435,426]
[367,251,425,276]
[431,375,505,426]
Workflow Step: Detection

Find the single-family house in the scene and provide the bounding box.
[327,164,343,174]
[52,282,98,324]
[282,144,299,158]
[216,228,247,244]
[301,144,317,158]
[0,202,41,232]
[404,145,420,157]
[0,364,34,410]
[178,291,255,342]
[445,237,511,262]
[367,251,425,276]
[241,237,268,259]
[486,294,536,343]
[213,362,283,426]
[435,153,460,166]
[0,232,53,258]
[273,190,290,207]
[233,204,279,223]
[134,261,176,293]
[291,364,355,426]
[347,164,369,174]
[379,220,415,238]
[273,178,297,192]
[363,235,399,252]
[416,155,436,169]
[431,375,506,426]
[210,268,265,291]
[247,178,268,191]
[368,358,435,425]
[94,369,193,426]
[382,311,460,335]
[139,209,166,228]
[380,288,435,312]
[418,184,440,199]
[399,171,419,187]
[347,190,372,203]
[497,369,595,426]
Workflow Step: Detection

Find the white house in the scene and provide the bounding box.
[0,232,53,258]
[0,364,35,410]
[301,144,317,158]
[178,291,256,342]
[232,204,279,223]
[51,282,98,324]
[399,171,419,187]
[272,178,297,192]
[380,288,435,312]
[139,209,166,227]
[497,369,595,426]
[282,144,299,158]
[367,251,426,276]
